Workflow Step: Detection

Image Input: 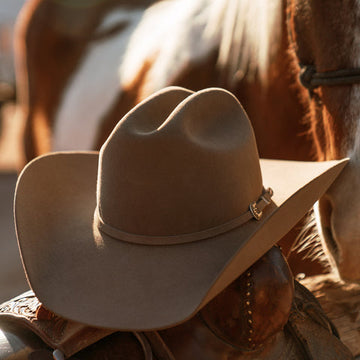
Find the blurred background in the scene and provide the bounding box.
[0,0,28,302]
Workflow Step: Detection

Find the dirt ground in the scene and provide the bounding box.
[0,103,28,302]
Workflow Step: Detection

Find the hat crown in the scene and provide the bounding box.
[97,88,262,237]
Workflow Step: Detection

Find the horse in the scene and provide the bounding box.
[13,0,360,285]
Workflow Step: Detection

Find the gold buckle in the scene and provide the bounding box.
[249,188,273,221]
[249,202,262,220]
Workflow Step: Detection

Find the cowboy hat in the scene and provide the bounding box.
[14,86,348,331]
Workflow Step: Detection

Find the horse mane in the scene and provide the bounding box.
[119,0,283,92]
[205,0,283,83]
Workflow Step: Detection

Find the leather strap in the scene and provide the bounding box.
[143,331,176,360]
[96,188,273,245]
[134,332,154,360]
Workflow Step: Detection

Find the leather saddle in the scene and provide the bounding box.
[0,247,353,360]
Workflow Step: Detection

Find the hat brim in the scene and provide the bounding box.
[14,152,347,330]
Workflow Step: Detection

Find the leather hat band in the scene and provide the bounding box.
[94,188,273,246]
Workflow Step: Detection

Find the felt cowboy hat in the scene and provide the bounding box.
[14,87,348,331]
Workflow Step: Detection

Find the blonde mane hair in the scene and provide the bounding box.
[205,0,283,82]
[120,0,283,90]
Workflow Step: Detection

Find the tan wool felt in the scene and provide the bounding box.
[14,87,349,330]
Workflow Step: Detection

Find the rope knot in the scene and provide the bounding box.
[299,65,317,91]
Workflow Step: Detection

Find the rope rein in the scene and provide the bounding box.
[299,65,360,92]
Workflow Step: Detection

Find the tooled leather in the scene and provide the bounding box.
[0,291,162,360]
[283,281,354,360]
[0,291,113,358]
